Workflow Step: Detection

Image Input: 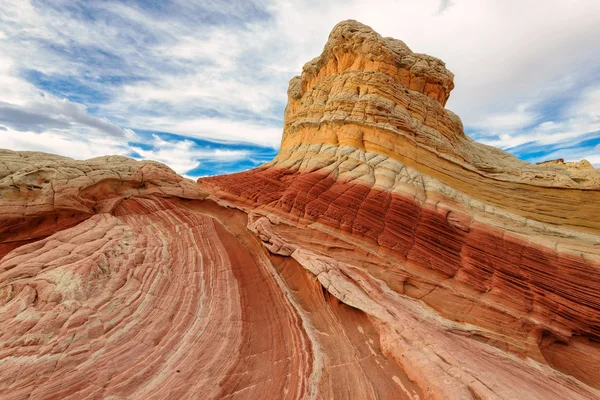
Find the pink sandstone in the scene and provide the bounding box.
[1,20,600,400]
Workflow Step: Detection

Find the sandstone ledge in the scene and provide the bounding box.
[1,19,600,400]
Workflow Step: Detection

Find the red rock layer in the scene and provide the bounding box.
[202,167,600,350]
[0,151,204,260]
[0,196,422,399]
[198,22,600,394]
[2,19,600,400]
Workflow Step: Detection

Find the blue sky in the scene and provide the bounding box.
[1,0,599,178]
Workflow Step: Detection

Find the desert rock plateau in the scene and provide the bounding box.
[1,20,600,399]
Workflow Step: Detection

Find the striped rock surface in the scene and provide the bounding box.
[2,20,600,399]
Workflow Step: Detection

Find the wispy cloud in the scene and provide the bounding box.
[435,0,454,15]
[1,0,599,174]
[0,95,135,138]
[0,128,131,160]
[130,133,252,175]
[472,84,600,155]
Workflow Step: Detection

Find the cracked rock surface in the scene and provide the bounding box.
[1,20,600,400]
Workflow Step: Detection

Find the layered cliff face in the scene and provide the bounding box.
[1,20,600,400]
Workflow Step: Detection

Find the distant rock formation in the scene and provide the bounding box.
[537,157,596,170]
[1,20,599,399]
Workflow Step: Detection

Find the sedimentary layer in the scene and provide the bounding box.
[201,20,600,396]
[1,19,600,400]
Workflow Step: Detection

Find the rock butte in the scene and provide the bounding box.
[1,20,600,400]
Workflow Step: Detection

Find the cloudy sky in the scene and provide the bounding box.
[1,0,599,178]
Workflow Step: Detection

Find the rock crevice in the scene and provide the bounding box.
[1,20,600,400]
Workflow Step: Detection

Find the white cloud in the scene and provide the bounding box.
[0,128,131,160]
[0,93,136,139]
[130,134,251,175]
[130,135,199,174]
[0,128,255,176]
[0,14,135,148]
[0,55,40,106]
[585,154,600,167]
[1,0,600,166]
[128,116,282,148]
[568,86,600,126]
[473,103,538,133]
[480,84,600,149]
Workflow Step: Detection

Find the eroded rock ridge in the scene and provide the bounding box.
[1,20,599,400]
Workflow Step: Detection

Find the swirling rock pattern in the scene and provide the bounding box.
[2,20,600,399]
[0,150,204,260]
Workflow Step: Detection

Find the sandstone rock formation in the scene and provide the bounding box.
[1,20,600,399]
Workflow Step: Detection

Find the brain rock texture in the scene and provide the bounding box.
[1,20,600,400]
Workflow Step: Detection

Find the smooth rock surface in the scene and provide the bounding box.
[1,20,599,400]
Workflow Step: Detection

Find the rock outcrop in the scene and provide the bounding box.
[1,20,599,399]
[0,150,204,260]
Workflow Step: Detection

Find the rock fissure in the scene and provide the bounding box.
[1,19,600,400]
